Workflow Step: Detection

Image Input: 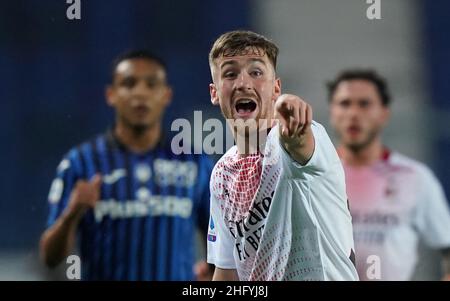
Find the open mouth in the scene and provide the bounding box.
[133,105,150,115]
[347,125,362,136]
[235,99,257,114]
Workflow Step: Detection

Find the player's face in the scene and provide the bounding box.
[107,58,171,131]
[329,80,389,151]
[209,49,281,126]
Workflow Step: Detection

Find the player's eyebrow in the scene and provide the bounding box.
[220,60,237,69]
[219,58,267,69]
[249,58,266,66]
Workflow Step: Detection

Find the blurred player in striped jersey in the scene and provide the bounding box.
[40,50,214,281]
[206,30,358,281]
[327,69,450,280]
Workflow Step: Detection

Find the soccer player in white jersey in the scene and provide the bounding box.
[206,30,358,281]
[327,69,450,281]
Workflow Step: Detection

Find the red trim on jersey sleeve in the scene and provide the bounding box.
[381,147,391,162]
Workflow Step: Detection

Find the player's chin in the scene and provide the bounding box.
[130,120,151,132]
[345,138,368,150]
[344,136,360,145]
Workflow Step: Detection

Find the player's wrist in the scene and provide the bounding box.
[279,134,306,157]
[63,203,87,225]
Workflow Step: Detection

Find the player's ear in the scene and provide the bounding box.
[273,78,281,101]
[105,85,115,107]
[163,86,173,106]
[381,106,391,126]
[210,83,219,106]
[329,102,338,128]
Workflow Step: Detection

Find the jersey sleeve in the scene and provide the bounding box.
[206,178,236,269]
[277,121,341,180]
[46,149,82,228]
[413,167,450,249]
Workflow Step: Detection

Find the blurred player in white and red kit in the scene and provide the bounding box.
[327,69,450,280]
[206,30,358,281]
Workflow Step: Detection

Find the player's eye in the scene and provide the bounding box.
[146,78,160,88]
[223,70,237,79]
[339,99,351,108]
[120,77,137,88]
[250,69,263,77]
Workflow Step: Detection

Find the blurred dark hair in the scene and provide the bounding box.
[110,49,167,83]
[327,69,391,107]
[209,30,279,71]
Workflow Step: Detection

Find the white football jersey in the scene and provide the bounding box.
[344,151,450,281]
[207,121,359,281]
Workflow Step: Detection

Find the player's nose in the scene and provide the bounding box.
[347,103,362,117]
[131,79,152,97]
[235,72,253,91]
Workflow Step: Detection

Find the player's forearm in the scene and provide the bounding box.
[280,127,315,165]
[200,231,216,277]
[212,267,239,281]
[39,209,82,268]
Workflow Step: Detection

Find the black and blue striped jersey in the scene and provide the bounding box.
[46,130,213,280]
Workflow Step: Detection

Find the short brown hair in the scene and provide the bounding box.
[209,30,279,71]
[327,69,391,107]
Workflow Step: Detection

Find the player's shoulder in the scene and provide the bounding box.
[389,151,438,182]
[52,132,105,176]
[60,132,102,159]
[310,120,331,140]
[311,120,326,130]
[389,152,428,172]
[70,132,110,157]
[213,146,237,167]
[390,152,447,208]
[211,146,237,175]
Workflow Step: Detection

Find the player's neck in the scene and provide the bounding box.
[114,122,162,153]
[234,128,269,156]
[338,139,384,167]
